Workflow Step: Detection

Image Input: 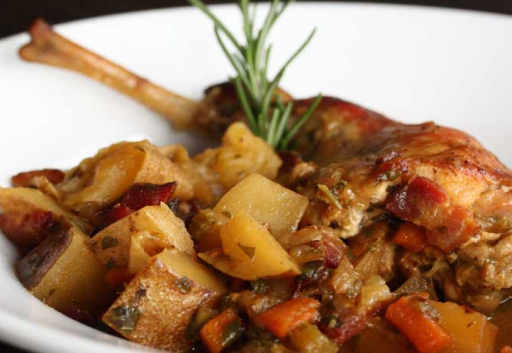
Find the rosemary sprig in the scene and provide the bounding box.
[188,0,322,150]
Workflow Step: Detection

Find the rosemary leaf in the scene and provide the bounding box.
[318,184,343,211]
[282,93,322,149]
[189,0,321,150]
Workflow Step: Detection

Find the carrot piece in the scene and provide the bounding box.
[253,298,321,338]
[385,295,452,353]
[501,346,512,353]
[200,309,241,353]
[393,223,427,253]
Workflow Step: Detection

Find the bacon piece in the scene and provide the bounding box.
[97,183,177,230]
[386,177,447,220]
[12,169,65,187]
[322,234,345,269]
[386,177,478,252]
[100,204,133,229]
[320,314,367,345]
[118,182,176,211]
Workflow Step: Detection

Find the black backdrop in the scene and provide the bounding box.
[2,0,512,38]
[0,0,511,352]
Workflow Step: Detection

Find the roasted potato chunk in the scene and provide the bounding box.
[16,227,112,315]
[429,300,498,353]
[199,211,300,280]
[195,122,282,189]
[58,140,193,217]
[159,144,217,206]
[103,249,224,352]
[214,174,309,237]
[0,187,91,250]
[87,204,194,271]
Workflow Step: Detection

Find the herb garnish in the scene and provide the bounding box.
[175,277,192,294]
[189,0,322,150]
[109,305,141,335]
[318,184,343,210]
[101,236,119,249]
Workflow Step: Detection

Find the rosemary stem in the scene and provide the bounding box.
[189,0,321,150]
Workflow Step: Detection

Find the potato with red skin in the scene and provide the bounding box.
[88,204,194,272]
[0,187,91,251]
[103,249,224,352]
[16,228,113,316]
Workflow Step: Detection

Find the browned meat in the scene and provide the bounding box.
[282,95,512,311]
[294,97,512,246]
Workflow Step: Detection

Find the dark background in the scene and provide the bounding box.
[2,0,512,38]
[0,0,511,352]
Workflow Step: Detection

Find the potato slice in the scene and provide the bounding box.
[16,227,112,315]
[429,300,498,353]
[88,204,194,270]
[103,249,224,352]
[199,211,300,280]
[59,141,193,217]
[194,122,282,189]
[214,174,309,237]
[0,187,91,250]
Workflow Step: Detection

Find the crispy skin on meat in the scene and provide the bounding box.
[294,98,512,248]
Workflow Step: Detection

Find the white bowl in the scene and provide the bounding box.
[0,3,511,352]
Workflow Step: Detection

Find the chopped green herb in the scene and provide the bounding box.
[175,277,191,294]
[377,170,399,182]
[101,236,119,249]
[317,184,343,210]
[301,261,325,281]
[109,305,140,334]
[331,181,346,194]
[221,317,243,349]
[222,211,233,219]
[186,306,218,341]
[135,285,147,301]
